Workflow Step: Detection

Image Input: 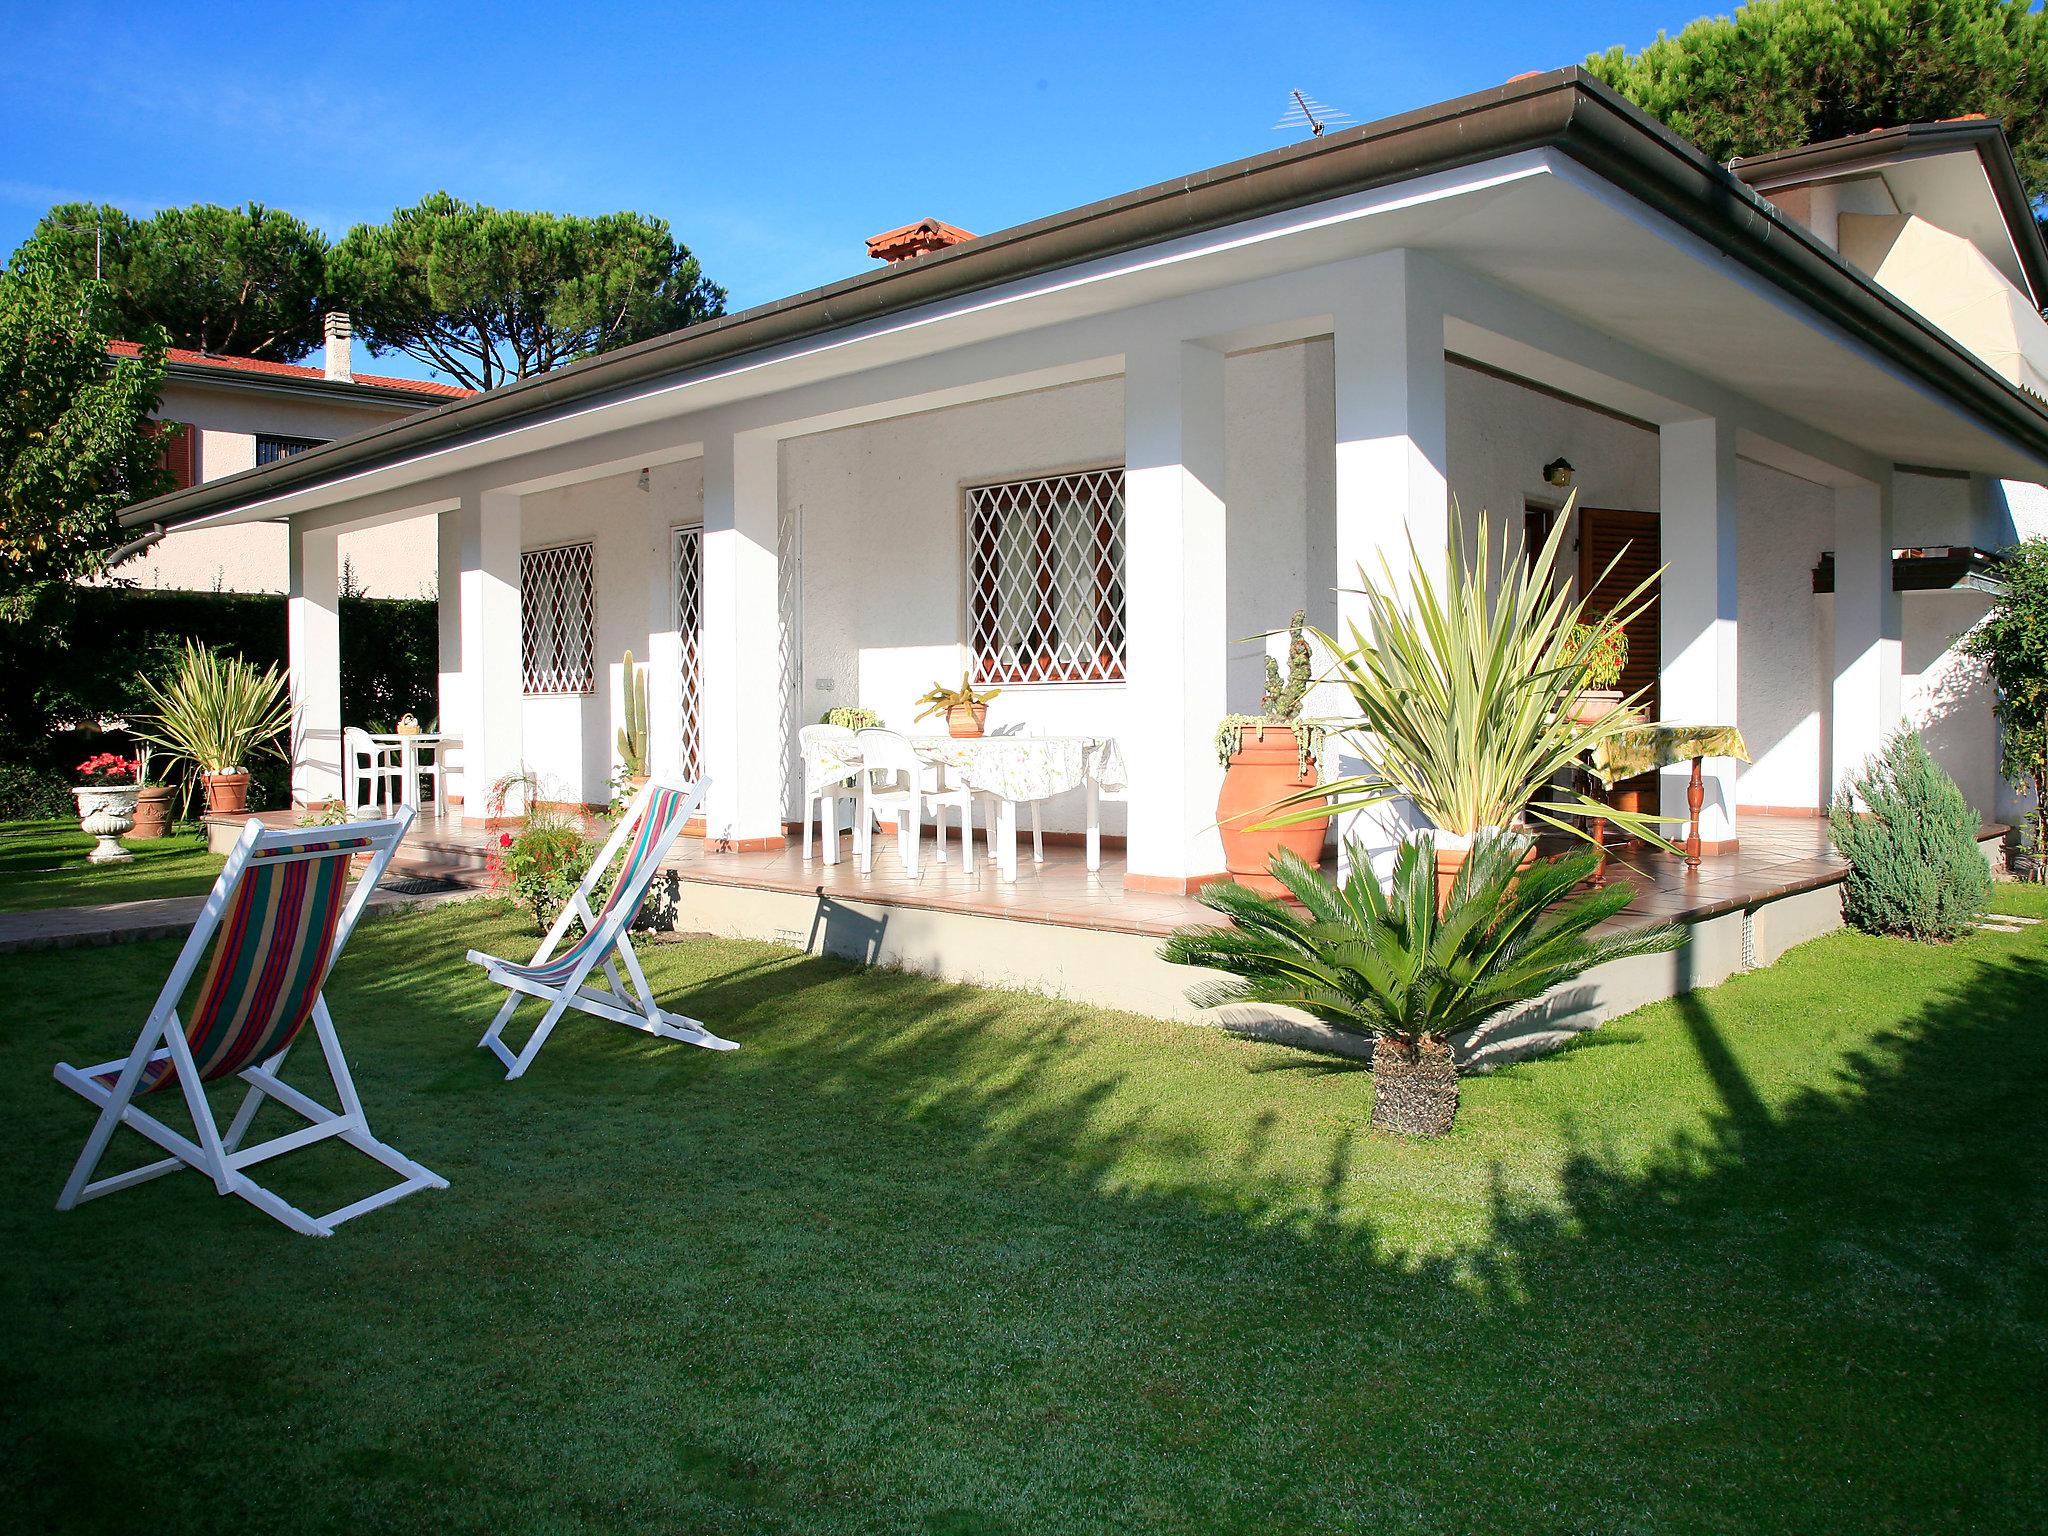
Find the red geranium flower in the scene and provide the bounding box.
[500,832,515,847]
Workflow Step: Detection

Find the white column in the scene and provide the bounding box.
[449,489,522,824]
[1122,335,1229,885]
[435,509,464,749]
[286,522,342,807]
[1830,474,1902,796]
[1658,416,1741,844]
[1331,251,1449,877]
[699,430,784,844]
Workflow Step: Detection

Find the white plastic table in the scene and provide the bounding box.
[364,732,459,812]
[907,735,1126,881]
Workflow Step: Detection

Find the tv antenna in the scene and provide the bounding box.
[1274,90,1353,139]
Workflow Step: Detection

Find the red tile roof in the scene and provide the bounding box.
[107,339,472,397]
[865,217,978,263]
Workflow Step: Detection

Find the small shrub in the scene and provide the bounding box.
[491,811,592,932]
[0,762,71,820]
[1829,729,1990,941]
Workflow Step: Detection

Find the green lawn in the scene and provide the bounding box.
[5,890,2045,1533]
[0,818,224,912]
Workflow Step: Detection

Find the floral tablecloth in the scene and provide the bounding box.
[802,730,865,789]
[909,735,1127,801]
[1588,724,1749,788]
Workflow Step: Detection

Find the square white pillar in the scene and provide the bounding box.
[1658,416,1740,845]
[435,508,464,750]
[286,523,342,807]
[1122,335,1229,885]
[699,431,785,845]
[1829,475,1902,796]
[1332,252,1449,877]
[449,490,522,824]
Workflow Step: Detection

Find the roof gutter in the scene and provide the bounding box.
[123,69,2048,531]
[158,357,464,409]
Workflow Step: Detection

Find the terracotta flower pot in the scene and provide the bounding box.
[1569,688,1626,726]
[202,770,251,815]
[1432,839,1540,915]
[1217,725,1326,897]
[129,784,176,840]
[72,784,139,864]
[946,703,988,738]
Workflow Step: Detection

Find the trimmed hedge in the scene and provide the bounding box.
[1,586,437,811]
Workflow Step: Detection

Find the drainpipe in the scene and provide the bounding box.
[105,523,166,568]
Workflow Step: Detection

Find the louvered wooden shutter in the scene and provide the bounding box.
[146,420,197,490]
[1578,508,1660,718]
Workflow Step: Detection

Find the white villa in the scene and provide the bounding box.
[121,71,2046,1021]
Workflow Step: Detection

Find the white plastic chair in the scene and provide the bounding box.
[979,794,1044,882]
[343,727,403,813]
[797,724,862,865]
[854,728,974,878]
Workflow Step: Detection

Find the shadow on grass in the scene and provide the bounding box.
[4,898,2045,1534]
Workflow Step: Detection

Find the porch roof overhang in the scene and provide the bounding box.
[123,68,2048,534]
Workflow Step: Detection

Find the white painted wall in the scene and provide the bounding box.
[514,459,702,806]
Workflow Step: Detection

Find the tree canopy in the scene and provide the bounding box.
[28,200,330,361]
[0,247,170,618]
[1586,0,2048,210]
[1962,536,2048,870]
[326,194,727,391]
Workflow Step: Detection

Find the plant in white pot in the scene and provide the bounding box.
[135,641,292,816]
[71,752,141,863]
[1263,493,1672,909]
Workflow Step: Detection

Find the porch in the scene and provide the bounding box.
[297,806,1915,1053]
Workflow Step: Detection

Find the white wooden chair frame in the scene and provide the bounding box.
[469,777,735,1080]
[53,808,447,1237]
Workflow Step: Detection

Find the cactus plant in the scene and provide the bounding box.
[616,650,649,779]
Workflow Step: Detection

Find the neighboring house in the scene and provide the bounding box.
[114,313,468,596]
[120,70,2048,887]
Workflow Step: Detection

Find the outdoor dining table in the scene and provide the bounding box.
[907,734,1128,882]
[364,731,459,813]
[1585,722,1750,872]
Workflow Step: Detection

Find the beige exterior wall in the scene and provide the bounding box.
[120,378,441,598]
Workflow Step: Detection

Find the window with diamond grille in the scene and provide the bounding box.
[674,525,705,780]
[520,541,596,695]
[967,467,1126,684]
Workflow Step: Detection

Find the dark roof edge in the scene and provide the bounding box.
[1731,119,2048,311]
[125,69,2048,529]
[159,356,464,409]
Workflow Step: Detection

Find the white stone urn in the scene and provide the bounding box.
[73,785,141,864]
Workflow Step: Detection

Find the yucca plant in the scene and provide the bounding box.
[134,641,292,776]
[1268,493,1672,851]
[1162,833,1683,1136]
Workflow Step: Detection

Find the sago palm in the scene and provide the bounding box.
[1162,833,1682,1136]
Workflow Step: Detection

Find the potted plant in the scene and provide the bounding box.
[823,706,881,730]
[914,675,1002,738]
[616,649,650,792]
[72,752,141,864]
[1162,833,1681,1136]
[128,747,176,840]
[1267,494,1672,911]
[1566,622,1630,725]
[1215,609,1328,896]
[135,641,292,815]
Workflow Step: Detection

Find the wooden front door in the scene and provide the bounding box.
[1578,507,1661,718]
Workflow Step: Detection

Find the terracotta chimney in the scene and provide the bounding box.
[323,311,353,383]
[865,217,977,264]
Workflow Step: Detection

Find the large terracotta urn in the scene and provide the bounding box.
[129,783,176,839]
[1217,725,1326,896]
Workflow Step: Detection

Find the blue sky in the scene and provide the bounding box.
[0,0,1693,381]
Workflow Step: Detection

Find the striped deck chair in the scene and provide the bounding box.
[53,809,446,1237]
[469,776,735,1080]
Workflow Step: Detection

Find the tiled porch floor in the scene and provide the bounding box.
[336,807,1854,939]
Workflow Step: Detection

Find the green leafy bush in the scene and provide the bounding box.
[0,762,71,820]
[491,811,593,932]
[1829,729,1990,941]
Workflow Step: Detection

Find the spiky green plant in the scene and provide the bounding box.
[616,649,649,778]
[133,640,291,776]
[1162,832,1683,1135]
[1266,493,1671,849]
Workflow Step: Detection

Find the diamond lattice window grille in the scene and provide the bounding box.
[967,467,1126,685]
[674,525,705,782]
[520,541,596,696]
[775,500,803,815]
